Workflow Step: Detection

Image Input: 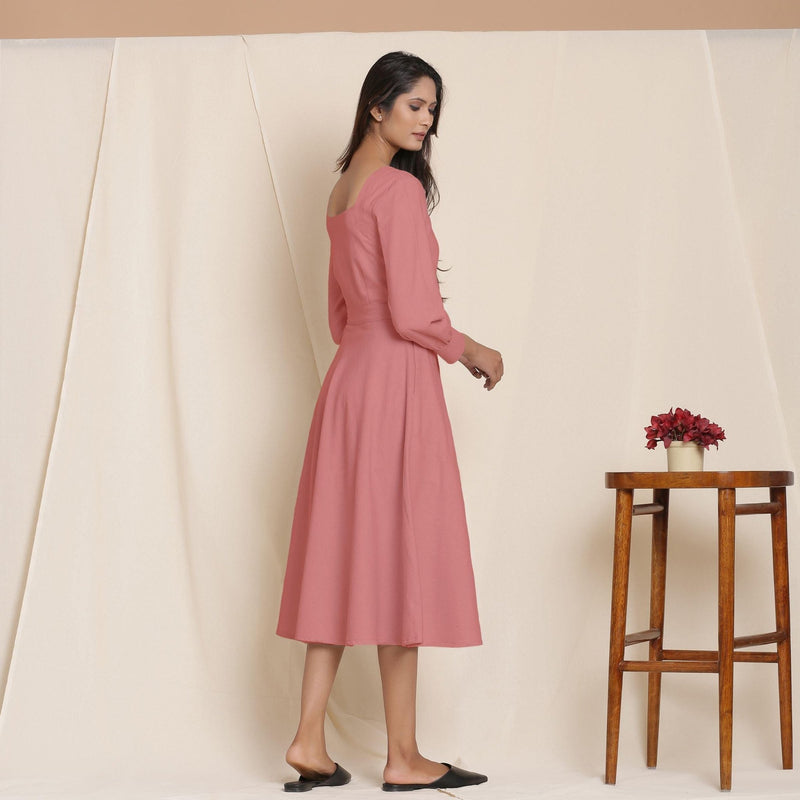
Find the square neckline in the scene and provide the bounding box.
[326,164,394,220]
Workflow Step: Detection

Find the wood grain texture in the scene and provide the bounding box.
[771,486,793,770]
[646,488,669,768]
[606,471,794,489]
[604,472,794,791]
[717,487,736,792]
[604,488,633,785]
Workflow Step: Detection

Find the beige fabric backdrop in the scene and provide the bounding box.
[0,30,798,799]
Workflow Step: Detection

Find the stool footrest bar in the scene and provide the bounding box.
[621,660,718,673]
[735,501,782,515]
[734,631,787,648]
[624,628,662,646]
[663,649,716,661]
[661,649,780,664]
[734,651,779,663]
[632,503,665,516]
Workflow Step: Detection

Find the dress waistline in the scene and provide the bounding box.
[346,305,393,325]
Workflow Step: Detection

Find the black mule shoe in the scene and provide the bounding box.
[284,763,352,792]
[382,762,488,792]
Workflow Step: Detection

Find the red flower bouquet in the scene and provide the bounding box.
[645,407,726,450]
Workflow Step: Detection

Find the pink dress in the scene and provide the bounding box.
[276,165,482,647]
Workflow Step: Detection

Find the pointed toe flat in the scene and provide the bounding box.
[381,762,488,792]
[284,763,352,792]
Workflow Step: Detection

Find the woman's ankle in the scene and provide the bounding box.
[286,739,336,776]
[383,753,448,784]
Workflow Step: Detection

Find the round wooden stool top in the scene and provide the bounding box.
[606,470,794,489]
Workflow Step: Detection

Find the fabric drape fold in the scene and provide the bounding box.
[0,29,797,798]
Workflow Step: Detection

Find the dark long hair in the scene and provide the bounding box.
[335,51,445,213]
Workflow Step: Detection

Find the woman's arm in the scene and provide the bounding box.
[373,174,465,363]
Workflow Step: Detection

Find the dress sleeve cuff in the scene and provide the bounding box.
[438,328,466,364]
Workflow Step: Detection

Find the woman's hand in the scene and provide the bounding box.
[458,334,503,390]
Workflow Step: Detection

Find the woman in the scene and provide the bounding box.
[276,51,503,793]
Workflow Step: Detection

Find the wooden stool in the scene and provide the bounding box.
[604,471,794,791]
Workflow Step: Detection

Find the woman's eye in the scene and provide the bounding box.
[410,105,420,111]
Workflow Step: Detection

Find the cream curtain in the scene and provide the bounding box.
[1,30,798,798]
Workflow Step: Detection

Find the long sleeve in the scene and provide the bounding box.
[328,251,347,345]
[372,174,466,364]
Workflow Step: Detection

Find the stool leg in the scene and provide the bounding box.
[770,486,793,769]
[647,488,670,768]
[605,488,634,785]
[718,488,736,791]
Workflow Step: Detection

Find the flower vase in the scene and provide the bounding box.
[666,441,704,472]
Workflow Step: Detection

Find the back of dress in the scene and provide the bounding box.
[275,164,482,649]
[326,165,465,363]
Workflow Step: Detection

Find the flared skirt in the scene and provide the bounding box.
[276,314,482,647]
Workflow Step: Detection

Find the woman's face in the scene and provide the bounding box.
[373,76,438,152]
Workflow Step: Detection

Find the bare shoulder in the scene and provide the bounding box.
[326,173,350,217]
